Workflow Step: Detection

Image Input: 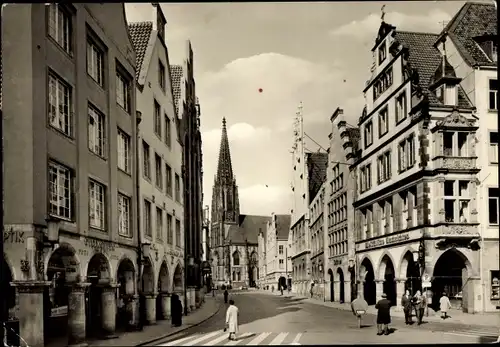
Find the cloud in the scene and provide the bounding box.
[238,184,293,216]
[329,9,452,39]
[202,122,272,149]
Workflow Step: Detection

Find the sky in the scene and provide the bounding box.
[124,1,480,217]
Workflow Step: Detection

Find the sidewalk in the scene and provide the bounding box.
[48,296,222,347]
[258,289,500,329]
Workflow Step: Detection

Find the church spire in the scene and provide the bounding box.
[216,117,234,183]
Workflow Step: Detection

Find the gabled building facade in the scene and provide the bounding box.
[434,2,498,312]
[353,18,483,314]
[170,41,205,309]
[309,182,326,300]
[2,4,138,346]
[210,118,269,289]
[128,3,185,323]
[325,108,360,304]
[257,227,267,288]
[264,214,292,291]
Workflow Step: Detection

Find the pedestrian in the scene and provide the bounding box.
[401,289,412,325]
[171,293,182,327]
[413,290,426,325]
[224,289,229,304]
[375,293,391,336]
[280,286,283,296]
[439,292,451,320]
[225,299,239,341]
[310,283,314,298]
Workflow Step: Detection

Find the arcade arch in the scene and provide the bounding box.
[173,263,184,293]
[327,268,334,302]
[378,254,397,306]
[116,257,136,331]
[359,257,376,305]
[157,261,170,320]
[336,268,345,303]
[86,253,111,337]
[400,250,421,295]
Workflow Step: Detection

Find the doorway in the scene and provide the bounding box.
[337,268,345,303]
[328,269,334,302]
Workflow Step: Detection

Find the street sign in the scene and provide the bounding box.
[422,281,431,288]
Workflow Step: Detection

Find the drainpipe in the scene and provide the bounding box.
[135,111,143,329]
[477,173,490,313]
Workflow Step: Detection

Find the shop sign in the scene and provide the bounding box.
[365,232,410,250]
[3,229,25,244]
[83,237,115,253]
[333,259,342,266]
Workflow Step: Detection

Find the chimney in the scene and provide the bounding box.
[152,3,167,41]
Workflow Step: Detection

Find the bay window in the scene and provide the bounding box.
[444,180,470,223]
[488,188,499,225]
[490,132,498,164]
[442,131,469,157]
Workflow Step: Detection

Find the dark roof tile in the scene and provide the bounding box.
[306,152,328,200]
[170,65,183,116]
[227,215,271,245]
[128,21,153,80]
[275,214,291,240]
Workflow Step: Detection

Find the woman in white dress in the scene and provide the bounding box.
[225,299,239,340]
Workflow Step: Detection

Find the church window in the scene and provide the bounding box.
[233,251,240,266]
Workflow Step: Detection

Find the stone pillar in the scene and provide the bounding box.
[144,293,157,325]
[334,281,340,302]
[195,288,201,308]
[395,279,406,311]
[67,282,91,347]
[186,289,192,313]
[161,293,171,319]
[357,281,365,299]
[375,280,384,302]
[101,284,119,338]
[190,287,196,310]
[344,280,352,303]
[11,281,50,347]
[128,295,139,329]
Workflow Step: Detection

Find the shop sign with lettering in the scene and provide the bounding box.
[84,237,115,253]
[3,229,25,244]
[364,232,411,250]
[333,259,342,266]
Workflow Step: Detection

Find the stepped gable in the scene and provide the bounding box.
[128,21,153,78]
[442,2,497,67]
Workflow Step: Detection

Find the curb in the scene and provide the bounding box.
[136,299,224,346]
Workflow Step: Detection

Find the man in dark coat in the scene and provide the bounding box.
[375,293,391,335]
[401,289,412,324]
[171,294,183,327]
[224,289,229,304]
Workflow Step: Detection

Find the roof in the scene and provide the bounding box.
[170,64,183,116]
[227,215,271,245]
[128,21,153,80]
[394,31,472,108]
[306,152,328,201]
[275,214,291,240]
[443,2,497,67]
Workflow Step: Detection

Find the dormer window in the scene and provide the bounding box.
[492,41,498,62]
[436,86,444,103]
[378,41,387,65]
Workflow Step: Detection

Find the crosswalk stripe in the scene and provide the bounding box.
[179,331,220,346]
[291,333,302,345]
[246,332,272,345]
[268,332,288,345]
[203,332,231,346]
[224,332,254,345]
[158,333,196,346]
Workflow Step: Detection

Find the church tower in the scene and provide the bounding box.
[210,118,241,284]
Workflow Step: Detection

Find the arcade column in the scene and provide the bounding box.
[160,293,171,320]
[375,280,384,302]
[11,281,51,347]
[343,280,352,303]
[101,283,119,338]
[357,280,365,299]
[189,287,196,311]
[67,282,91,347]
[185,289,192,313]
[144,293,157,325]
[395,279,406,311]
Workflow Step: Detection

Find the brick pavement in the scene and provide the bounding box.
[256,289,500,328]
[46,296,222,347]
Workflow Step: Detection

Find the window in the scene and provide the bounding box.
[233,252,240,266]
[443,132,469,157]
[118,194,131,237]
[395,92,407,123]
[444,180,470,223]
[49,161,72,220]
[143,141,151,179]
[89,180,105,230]
[175,173,181,203]
[88,105,105,157]
[48,4,71,53]
[154,100,161,138]
[144,200,152,237]
[155,153,163,190]
[166,214,173,244]
[364,121,373,148]
[48,73,73,136]
[488,188,499,225]
[279,245,284,255]
[491,270,500,300]
[156,207,163,240]
[117,129,130,173]
[279,259,284,269]
[166,164,172,196]
[175,219,181,247]
[373,68,393,100]
[165,115,172,148]
[492,42,498,63]
[378,41,387,65]
[87,39,104,86]
[378,107,389,137]
[159,60,166,91]
[116,71,130,112]
[489,79,498,110]
[360,164,372,193]
[490,132,498,164]
[398,135,415,172]
[377,151,391,183]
